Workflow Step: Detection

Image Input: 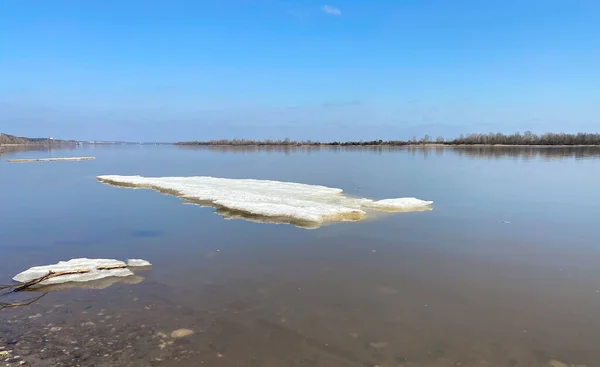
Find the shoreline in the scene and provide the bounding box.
[0,143,52,147]
[176,143,600,148]
[7,157,96,163]
[0,143,77,147]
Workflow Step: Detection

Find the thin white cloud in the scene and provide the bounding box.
[322,5,341,16]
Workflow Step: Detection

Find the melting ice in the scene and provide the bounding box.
[97,175,433,228]
[13,258,152,287]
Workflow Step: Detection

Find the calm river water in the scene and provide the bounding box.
[1,145,600,367]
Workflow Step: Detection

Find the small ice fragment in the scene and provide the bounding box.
[369,341,389,349]
[13,258,133,286]
[170,329,194,338]
[548,360,569,367]
[127,259,152,267]
[366,198,434,211]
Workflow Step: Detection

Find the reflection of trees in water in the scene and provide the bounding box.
[397,146,600,160]
[0,144,79,161]
[0,292,48,310]
[0,282,48,310]
[450,146,600,161]
[179,145,600,161]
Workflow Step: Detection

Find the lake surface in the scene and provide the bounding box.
[1,145,600,367]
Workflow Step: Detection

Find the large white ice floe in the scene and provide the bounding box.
[97,175,433,228]
[13,258,152,287]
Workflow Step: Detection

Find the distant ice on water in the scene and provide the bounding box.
[127,259,152,267]
[97,175,433,228]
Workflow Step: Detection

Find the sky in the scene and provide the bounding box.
[1,0,599,142]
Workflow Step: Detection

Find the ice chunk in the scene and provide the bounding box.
[127,259,152,267]
[13,258,136,286]
[366,198,434,212]
[98,175,433,228]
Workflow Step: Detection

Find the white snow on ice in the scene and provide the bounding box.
[97,175,433,227]
[13,258,151,286]
[127,259,152,267]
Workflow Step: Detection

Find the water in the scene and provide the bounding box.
[1,145,600,367]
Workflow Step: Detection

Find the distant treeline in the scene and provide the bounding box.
[447,132,600,145]
[177,138,408,146]
[0,133,76,146]
[177,132,600,146]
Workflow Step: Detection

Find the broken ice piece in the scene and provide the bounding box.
[127,259,152,267]
[12,258,151,286]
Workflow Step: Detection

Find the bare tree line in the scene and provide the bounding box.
[0,133,76,146]
[177,132,600,146]
[447,132,600,145]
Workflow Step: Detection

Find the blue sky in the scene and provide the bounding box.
[1,0,599,142]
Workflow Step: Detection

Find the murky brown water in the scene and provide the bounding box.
[2,145,600,367]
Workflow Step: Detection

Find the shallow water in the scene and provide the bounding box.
[1,145,600,367]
